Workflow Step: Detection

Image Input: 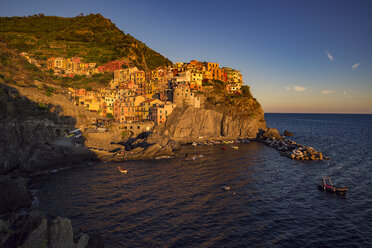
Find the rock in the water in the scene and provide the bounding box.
[284,130,293,137]
[0,176,32,214]
[22,215,48,248]
[2,210,47,248]
[73,233,89,248]
[257,128,282,140]
[48,217,74,248]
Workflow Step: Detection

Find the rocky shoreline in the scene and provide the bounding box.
[256,128,328,161]
[0,174,104,248]
[0,126,329,248]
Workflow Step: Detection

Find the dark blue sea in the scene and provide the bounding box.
[30,114,372,247]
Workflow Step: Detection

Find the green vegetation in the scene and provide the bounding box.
[0,42,55,86]
[121,130,130,138]
[37,102,48,110]
[55,72,112,89]
[211,79,225,91]
[241,85,253,98]
[45,86,55,96]
[0,14,172,70]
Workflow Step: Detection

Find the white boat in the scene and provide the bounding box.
[221,185,230,190]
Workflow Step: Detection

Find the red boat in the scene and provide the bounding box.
[318,177,348,194]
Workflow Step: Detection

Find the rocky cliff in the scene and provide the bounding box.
[155,83,267,142]
[157,106,266,142]
[0,83,98,175]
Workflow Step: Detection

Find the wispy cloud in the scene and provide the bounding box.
[293,85,307,92]
[343,91,352,98]
[325,50,334,61]
[286,85,307,92]
[352,63,360,70]
[322,90,334,95]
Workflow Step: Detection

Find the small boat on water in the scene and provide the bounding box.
[221,185,230,190]
[117,166,127,174]
[318,177,348,194]
[231,146,239,150]
[183,153,204,161]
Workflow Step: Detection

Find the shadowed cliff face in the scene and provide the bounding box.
[0,83,97,175]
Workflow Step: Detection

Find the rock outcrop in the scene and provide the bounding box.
[0,121,96,175]
[0,176,32,214]
[284,130,294,137]
[0,83,98,175]
[257,129,328,161]
[0,211,101,248]
[156,106,267,142]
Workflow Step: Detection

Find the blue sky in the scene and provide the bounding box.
[1,0,371,113]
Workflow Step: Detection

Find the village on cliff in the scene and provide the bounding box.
[31,56,244,127]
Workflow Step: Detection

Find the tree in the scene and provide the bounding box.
[241,85,252,98]
[106,113,114,119]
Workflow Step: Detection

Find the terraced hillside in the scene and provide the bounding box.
[0,13,172,70]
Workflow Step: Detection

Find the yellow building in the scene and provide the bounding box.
[104,97,116,115]
[139,98,163,120]
[47,57,66,71]
[190,70,203,86]
[54,57,66,70]
[130,71,145,84]
[79,96,102,112]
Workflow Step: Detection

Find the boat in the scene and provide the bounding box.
[117,166,127,174]
[221,185,230,190]
[318,177,348,194]
[231,146,239,150]
[183,153,204,161]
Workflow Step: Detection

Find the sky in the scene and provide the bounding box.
[1,0,372,113]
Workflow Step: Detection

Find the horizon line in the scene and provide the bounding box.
[265,112,372,115]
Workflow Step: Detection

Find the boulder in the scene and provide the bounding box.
[0,219,10,246]
[284,130,293,137]
[73,233,89,248]
[22,216,48,248]
[2,210,47,248]
[48,217,74,248]
[146,132,170,147]
[0,176,32,214]
[266,128,282,140]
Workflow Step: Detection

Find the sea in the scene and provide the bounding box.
[29,114,372,248]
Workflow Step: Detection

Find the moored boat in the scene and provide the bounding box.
[318,177,348,194]
[117,166,127,174]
